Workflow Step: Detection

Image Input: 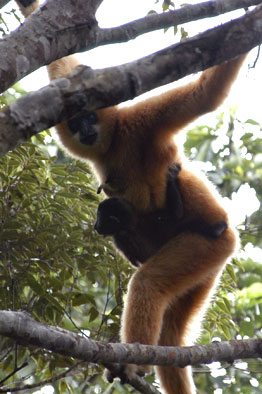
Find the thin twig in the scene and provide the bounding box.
[249,44,261,68]
[0,362,28,386]
[0,361,84,393]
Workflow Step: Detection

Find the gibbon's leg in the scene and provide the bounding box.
[156,277,219,394]
[120,228,237,392]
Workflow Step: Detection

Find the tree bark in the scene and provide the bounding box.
[0,0,261,92]
[0,5,261,157]
[0,310,261,368]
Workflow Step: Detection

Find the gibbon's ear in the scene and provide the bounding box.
[94,198,136,236]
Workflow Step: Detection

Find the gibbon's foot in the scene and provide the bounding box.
[122,364,150,381]
[105,364,149,384]
[104,365,129,384]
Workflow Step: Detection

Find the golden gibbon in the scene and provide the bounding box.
[16,1,246,392]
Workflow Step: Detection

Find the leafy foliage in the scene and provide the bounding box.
[0,108,133,392]
[184,109,262,393]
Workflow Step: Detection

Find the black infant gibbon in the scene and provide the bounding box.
[95,165,228,267]
[16,1,246,393]
[95,196,228,266]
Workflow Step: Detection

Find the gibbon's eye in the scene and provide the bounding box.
[67,117,83,135]
[87,112,98,125]
[67,114,98,145]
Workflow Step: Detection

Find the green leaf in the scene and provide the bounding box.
[72,293,96,307]
[216,301,230,315]
[245,119,260,126]
[89,306,99,322]
[226,264,237,283]
[26,274,45,296]
[220,325,231,340]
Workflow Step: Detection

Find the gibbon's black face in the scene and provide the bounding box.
[94,198,135,236]
[95,211,122,236]
[68,112,98,145]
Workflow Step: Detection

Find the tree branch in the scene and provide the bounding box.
[0,0,100,93]
[0,5,261,157]
[0,310,261,370]
[99,0,262,47]
[0,0,261,92]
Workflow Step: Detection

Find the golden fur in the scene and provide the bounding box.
[17,1,246,392]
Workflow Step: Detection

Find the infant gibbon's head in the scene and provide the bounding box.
[95,198,137,236]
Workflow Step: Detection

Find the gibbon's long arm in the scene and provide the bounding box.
[47,51,246,151]
[117,55,246,141]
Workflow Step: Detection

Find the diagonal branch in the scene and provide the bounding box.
[0,5,261,157]
[0,0,261,92]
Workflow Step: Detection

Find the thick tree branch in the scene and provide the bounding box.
[0,5,261,157]
[0,310,262,369]
[0,0,261,92]
[0,0,100,93]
